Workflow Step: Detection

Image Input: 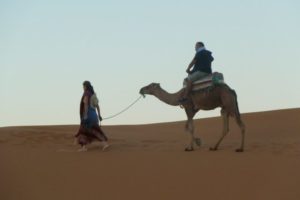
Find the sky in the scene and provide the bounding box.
[1,0,300,127]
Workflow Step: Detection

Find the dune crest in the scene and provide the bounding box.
[1,108,300,200]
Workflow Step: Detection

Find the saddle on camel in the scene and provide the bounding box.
[183,72,224,92]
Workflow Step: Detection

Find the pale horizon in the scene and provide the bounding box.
[1,0,300,127]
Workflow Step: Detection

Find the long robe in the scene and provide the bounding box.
[75,91,108,146]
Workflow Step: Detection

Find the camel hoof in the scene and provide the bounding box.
[235,148,244,152]
[209,147,218,151]
[185,147,194,152]
[194,138,202,147]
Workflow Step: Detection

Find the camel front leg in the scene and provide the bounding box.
[210,111,229,151]
[185,119,196,151]
[184,107,199,151]
[185,119,194,151]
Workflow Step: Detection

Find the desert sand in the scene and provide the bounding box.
[1,108,300,200]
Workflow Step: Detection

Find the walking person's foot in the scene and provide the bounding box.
[101,142,110,151]
[78,146,87,152]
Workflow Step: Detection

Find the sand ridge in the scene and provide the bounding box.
[0,108,300,200]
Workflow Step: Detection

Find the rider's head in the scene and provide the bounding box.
[195,42,204,51]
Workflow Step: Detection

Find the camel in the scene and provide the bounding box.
[139,82,245,152]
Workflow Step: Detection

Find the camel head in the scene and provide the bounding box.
[139,83,161,97]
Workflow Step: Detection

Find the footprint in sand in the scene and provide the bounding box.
[141,139,164,144]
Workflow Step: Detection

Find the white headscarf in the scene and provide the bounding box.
[196,46,206,53]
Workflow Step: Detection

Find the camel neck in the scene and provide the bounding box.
[153,87,183,106]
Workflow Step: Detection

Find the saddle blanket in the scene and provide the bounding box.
[183,72,225,91]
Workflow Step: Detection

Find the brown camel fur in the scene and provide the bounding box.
[139,83,246,152]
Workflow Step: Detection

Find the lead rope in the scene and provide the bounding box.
[102,95,143,120]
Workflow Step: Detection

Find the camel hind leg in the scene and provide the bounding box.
[235,115,245,152]
[227,88,246,152]
[231,89,246,152]
[210,109,229,151]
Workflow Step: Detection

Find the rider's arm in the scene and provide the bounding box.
[186,57,197,73]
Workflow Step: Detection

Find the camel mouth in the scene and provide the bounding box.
[140,92,146,98]
[139,89,146,98]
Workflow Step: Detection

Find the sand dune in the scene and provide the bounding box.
[1,108,300,200]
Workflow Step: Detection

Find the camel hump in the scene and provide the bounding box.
[184,72,225,91]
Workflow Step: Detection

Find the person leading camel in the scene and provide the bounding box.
[75,81,109,152]
[179,42,214,103]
